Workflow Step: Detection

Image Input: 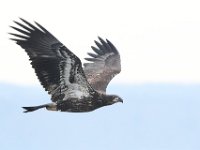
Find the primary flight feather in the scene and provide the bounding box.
[10,18,123,113]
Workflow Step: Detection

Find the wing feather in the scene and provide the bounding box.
[84,37,121,93]
[10,18,94,102]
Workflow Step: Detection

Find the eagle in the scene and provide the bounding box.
[9,18,123,113]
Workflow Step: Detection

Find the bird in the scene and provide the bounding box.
[9,18,123,113]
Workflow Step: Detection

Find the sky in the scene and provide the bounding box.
[1,0,200,150]
[0,0,200,85]
[1,84,200,150]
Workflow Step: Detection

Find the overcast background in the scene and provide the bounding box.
[1,0,200,85]
[0,0,200,150]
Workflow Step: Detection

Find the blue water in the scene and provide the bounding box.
[0,83,200,150]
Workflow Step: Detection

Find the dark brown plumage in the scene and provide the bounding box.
[10,18,123,113]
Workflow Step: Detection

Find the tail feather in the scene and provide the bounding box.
[22,105,47,113]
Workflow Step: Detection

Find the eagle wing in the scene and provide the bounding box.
[10,18,94,102]
[84,37,121,93]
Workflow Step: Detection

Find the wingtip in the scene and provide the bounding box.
[19,17,26,22]
[13,20,19,25]
[9,25,14,29]
[105,38,119,54]
[87,52,98,58]
[98,36,105,43]
[106,38,112,44]
[12,17,21,23]
[33,21,49,33]
[34,21,39,26]
[94,40,98,44]
[9,38,19,42]
[8,32,16,37]
[7,32,12,35]
[97,36,103,40]
[18,17,27,24]
[106,39,110,43]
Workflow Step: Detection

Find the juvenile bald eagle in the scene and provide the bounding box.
[10,18,122,113]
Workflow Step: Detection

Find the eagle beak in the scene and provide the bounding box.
[118,98,123,103]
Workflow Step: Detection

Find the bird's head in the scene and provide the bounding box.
[103,94,123,105]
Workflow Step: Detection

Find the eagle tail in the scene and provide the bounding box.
[22,104,47,113]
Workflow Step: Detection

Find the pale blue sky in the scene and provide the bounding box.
[1,83,200,150]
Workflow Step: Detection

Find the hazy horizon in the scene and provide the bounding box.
[1,83,200,150]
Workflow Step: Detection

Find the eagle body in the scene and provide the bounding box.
[57,93,104,112]
[10,18,123,113]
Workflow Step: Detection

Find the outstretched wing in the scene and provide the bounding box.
[83,37,121,93]
[10,18,94,102]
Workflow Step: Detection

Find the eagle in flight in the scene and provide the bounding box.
[10,18,123,113]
